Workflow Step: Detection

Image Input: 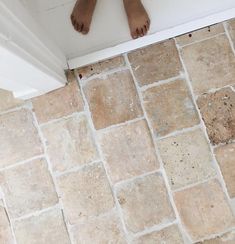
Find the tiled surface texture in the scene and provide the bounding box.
[1,19,235,244]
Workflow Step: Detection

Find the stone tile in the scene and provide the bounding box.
[0,158,58,218]
[0,109,43,168]
[132,225,184,244]
[182,35,235,95]
[142,79,199,137]
[42,114,98,173]
[197,230,235,243]
[0,201,14,244]
[128,39,182,86]
[84,70,143,130]
[215,143,235,198]
[32,78,84,124]
[176,24,224,46]
[116,173,175,233]
[174,179,235,241]
[0,89,23,112]
[72,211,126,244]
[98,119,159,184]
[75,56,125,80]
[14,208,70,244]
[197,87,235,145]
[228,19,235,48]
[158,129,216,190]
[57,162,114,225]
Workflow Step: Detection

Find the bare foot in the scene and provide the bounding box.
[71,0,97,34]
[123,0,150,39]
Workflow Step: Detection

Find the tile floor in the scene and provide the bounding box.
[0,20,235,244]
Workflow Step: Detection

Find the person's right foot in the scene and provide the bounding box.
[71,0,97,34]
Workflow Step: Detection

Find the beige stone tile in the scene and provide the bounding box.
[228,19,235,48]
[215,143,235,198]
[42,114,98,173]
[132,224,184,244]
[158,129,216,190]
[0,158,58,218]
[182,35,235,95]
[57,162,114,225]
[14,208,70,244]
[142,79,199,137]
[197,87,235,145]
[75,56,125,80]
[0,109,43,168]
[174,179,235,241]
[116,173,175,233]
[128,40,182,86]
[0,202,14,244]
[176,24,224,46]
[197,230,235,243]
[0,89,23,112]
[98,119,159,184]
[72,211,126,244]
[32,79,84,124]
[84,70,143,130]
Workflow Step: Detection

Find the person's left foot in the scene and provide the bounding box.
[123,0,150,39]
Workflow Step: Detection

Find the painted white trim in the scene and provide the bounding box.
[68,7,235,69]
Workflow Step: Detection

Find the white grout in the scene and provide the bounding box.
[223,21,235,56]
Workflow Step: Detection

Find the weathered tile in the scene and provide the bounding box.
[0,89,23,112]
[116,173,175,233]
[142,79,199,137]
[42,114,98,173]
[197,230,235,243]
[174,179,235,241]
[32,79,83,124]
[128,40,182,86]
[57,162,114,225]
[132,225,184,244]
[14,208,70,244]
[84,70,143,129]
[0,201,14,244]
[197,87,235,145]
[228,19,235,48]
[182,35,235,95]
[215,143,235,198]
[0,158,58,218]
[176,24,224,46]
[75,56,125,80]
[158,129,216,190]
[98,119,159,184]
[0,109,43,168]
[72,211,126,244]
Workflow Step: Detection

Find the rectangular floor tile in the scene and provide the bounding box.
[132,224,184,244]
[98,119,159,184]
[197,230,235,243]
[75,56,125,80]
[71,211,126,244]
[176,24,224,46]
[174,179,235,241]
[197,87,235,145]
[0,109,43,168]
[128,40,182,86]
[158,129,216,190]
[116,173,175,233]
[57,162,114,225]
[42,114,98,173]
[181,35,235,95]
[32,78,84,124]
[215,143,235,198]
[142,79,199,137]
[0,158,58,218]
[84,70,143,129]
[14,208,70,244]
[0,89,23,112]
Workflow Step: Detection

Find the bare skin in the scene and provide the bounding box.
[71,0,150,39]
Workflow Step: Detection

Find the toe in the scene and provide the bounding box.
[78,23,83,32]
[140,28,144,36]
[82,26,89,34]
[131,29,138,39]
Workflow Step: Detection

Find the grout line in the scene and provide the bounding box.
[75,69,131,243]
[223,22,235,56]
[0,100,32,116]
[174,38,234,212]
[124,53,192,244]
